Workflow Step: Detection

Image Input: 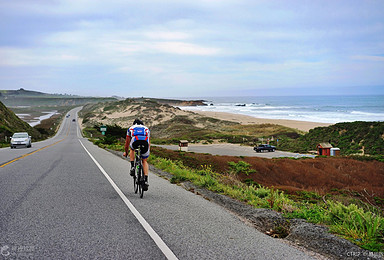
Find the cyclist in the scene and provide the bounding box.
[123,119,150,190]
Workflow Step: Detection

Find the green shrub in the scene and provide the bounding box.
[279,122,384,156]
[325,201,384,251]
[228,161,256,176]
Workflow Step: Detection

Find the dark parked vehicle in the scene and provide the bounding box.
[254,144,276,152]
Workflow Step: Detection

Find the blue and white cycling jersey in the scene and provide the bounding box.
[127,125,150,158]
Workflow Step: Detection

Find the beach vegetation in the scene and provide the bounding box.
[278,121,384,157]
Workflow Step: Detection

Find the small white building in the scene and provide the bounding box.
[330,148,340,156]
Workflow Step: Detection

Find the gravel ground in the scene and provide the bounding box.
[154,144,315,159]
[107,149,383,260]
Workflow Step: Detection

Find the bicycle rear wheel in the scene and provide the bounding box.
[134,166,139,193]
[139,167,144,198]
[139,185,144,198]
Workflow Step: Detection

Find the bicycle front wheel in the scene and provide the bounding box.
[139,182,143,198]
[139,169,145,198]
[133,175,138,193]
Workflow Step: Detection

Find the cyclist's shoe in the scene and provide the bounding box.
[143,176,149,191]
[130,167,135,176]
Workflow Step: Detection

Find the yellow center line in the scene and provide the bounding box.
[0,122,71,168]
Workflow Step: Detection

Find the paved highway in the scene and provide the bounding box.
[0,107,316,259]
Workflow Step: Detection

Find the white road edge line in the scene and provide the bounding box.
[76,117,82,138]
[79,140,178,260]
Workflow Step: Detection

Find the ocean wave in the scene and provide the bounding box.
[208,102,299,109]
[180,95,384,123]
[351,111,384,116]
[181,106,384,123]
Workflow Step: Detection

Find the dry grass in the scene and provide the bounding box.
[152,146,384,202]
[223,123,304,137]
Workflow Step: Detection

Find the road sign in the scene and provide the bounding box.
[100,125,107,136]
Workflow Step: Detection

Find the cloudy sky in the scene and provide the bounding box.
[1,0,383,97]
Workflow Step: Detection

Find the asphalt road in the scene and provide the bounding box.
[0,107,316,259]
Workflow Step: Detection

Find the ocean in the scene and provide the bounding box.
[179,95,384,124]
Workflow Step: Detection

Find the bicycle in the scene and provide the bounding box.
[132,145,147,198]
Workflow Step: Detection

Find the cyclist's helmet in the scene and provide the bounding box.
[133,119,144,125]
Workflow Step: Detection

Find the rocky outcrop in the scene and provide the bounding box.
[150,98,207,107]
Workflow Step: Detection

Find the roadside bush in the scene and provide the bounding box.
[102,135,117,145]
[228,161,256,176]
[81,112,95,124]
[285,203,327,224]
[325,201,384,251]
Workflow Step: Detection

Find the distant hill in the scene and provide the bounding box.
[278,121,384,155]
[0,101,42,141]
[0,88,116,107]
[0,88,51,97]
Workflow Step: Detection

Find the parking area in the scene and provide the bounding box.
[154,143,315,159]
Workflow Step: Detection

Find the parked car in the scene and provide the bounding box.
[254,144,276,152]
[10,132,32,148]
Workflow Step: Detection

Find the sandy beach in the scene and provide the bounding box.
[189,110,331,132]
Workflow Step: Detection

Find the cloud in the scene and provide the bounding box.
[352,55,384,62]
[153,41,220,56]
[116,65,166,74]
[0,48,30,66]
[142,30,190,40]
[0,0,383,97]
[0,46,83,67]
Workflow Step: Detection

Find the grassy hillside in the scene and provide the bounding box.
[0,101,42,143]
[278,121,384,156]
